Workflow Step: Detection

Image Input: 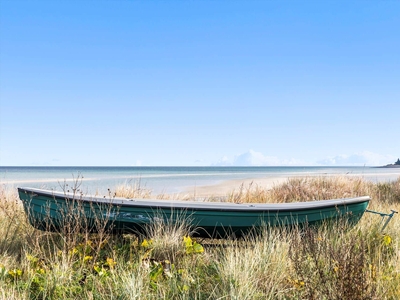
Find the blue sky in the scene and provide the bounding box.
[0,0,399,166]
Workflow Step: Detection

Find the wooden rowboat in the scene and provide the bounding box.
[18,187,370,238]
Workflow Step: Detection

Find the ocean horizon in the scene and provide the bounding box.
[2,166,400,195]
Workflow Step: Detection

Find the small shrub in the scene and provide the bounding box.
[289,225,377,300]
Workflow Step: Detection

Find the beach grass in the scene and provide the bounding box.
[0,176,399,299]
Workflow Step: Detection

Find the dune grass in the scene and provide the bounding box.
[0,176,399,299]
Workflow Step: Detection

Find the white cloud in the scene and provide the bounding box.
[317,151,396,166]
[234,150,280,166]
[213,150,305,166]
[213,150,397,167]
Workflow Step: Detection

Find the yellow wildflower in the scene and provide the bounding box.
[84,255,93,262]
[26,254,37,262]
[383,234,392,246]
[141,239,152,248]
[69,248,79,256]
[106,257,116,268]
[8,269,23,278]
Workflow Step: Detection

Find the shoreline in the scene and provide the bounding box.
[2,168,399,198]
[183,172,400,198]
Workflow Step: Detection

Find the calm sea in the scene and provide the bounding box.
[1,166,399,195]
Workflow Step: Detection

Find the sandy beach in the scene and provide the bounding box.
[185,176,288,197]
[2,166,399,197]
[184,171,400,197]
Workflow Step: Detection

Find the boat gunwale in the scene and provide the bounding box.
[18,187,370,213]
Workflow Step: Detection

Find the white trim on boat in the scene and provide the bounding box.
[18,187,370,212]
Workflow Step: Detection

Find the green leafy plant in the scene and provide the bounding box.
[183,236,204,255]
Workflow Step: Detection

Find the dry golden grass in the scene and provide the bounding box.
[226,176,375,203]
[0,176,399,299]
[113,182,153,199]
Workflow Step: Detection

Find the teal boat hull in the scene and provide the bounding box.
[18,187,370,238]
